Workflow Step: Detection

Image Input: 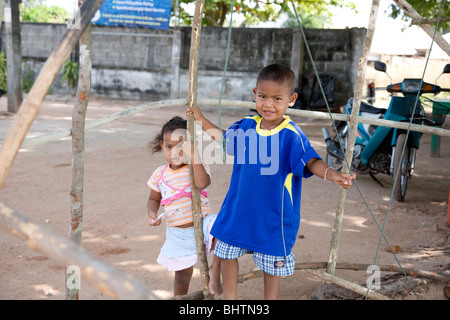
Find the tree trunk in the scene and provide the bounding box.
[186,0,214,300]
[66,0,92,300]
[4,0,22,113]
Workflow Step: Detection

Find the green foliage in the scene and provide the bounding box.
[0,51,50,94]
[282,8,331,28]
[0,51,7,93]
[0,51,37,94]
[22,70,35,93]
[388,0,450,33]
[20,1,71,23]
[61,59,79,89]
[174,0,356,27]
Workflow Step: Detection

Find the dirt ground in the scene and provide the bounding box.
[0,94,449,300]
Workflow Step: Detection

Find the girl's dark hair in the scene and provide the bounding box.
[150,116,187,153]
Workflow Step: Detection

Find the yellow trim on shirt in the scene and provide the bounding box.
[247,114,299,137]
[284,173,293,205]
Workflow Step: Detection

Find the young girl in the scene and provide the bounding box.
[147,116,221,297]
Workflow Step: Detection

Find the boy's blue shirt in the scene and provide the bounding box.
[210,114,321,256]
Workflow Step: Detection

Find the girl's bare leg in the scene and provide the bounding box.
[174,266,193,296]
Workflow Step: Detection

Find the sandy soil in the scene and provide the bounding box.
[0,94,449,300]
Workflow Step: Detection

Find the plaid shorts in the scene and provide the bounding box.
[214,239,295,277]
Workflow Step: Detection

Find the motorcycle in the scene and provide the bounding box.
[322,61,450,202]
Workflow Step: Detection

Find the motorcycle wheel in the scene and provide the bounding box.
[393,133,410,202]
[326,152,344,172]
[326,134,346,172]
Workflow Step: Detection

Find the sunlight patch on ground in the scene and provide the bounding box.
[152,289,172,299]
[130,234,160,242]
[343,215,369,231]
[141,263,166,273]
[82,232,108,243]
[32,283,60,298]
[115,260,144,267]
[301,218,331,228]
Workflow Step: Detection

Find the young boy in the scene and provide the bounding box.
[187,64,355,300]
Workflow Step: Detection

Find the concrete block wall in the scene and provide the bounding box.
[89,26,174,99]
[302,28,366,108]
[181,27,295,72]
[20,23,66,59]
[0,23,365,106]
[90,27,173,71]
[178,27,304,102]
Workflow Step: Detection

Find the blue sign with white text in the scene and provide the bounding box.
[92,0,172,29]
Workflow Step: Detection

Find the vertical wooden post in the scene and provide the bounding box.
[0,0,104,191]
[66,0,92,300]
[447,185,450,227]
[290,29,305,89]
[0,0,4,35]
[326,0,380,275]
[4,0,22,113]
[170,29,181,99]
[186,0,213,300]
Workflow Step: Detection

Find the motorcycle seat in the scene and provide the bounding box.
[360,101,386,114]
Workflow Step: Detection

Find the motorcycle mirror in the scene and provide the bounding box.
[374,61,387,72]
[443,64,450,74]
[435,64,450,85]
[374,61,392,84]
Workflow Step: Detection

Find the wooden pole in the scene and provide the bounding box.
[305,268,391,300]
[178,260,450,300]
[393,0,450,57]
[66,0,92,300]
[15,99,450,150]
[0,0,105,191]
[326,0,380,275]
[447,185,450,227]
[0,200,157,300]
[411,16,450,26]
[186,0,213,300]
[238,261,450,283]
[0,0,4,35]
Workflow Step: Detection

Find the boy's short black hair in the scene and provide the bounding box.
[256,64,296,93]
